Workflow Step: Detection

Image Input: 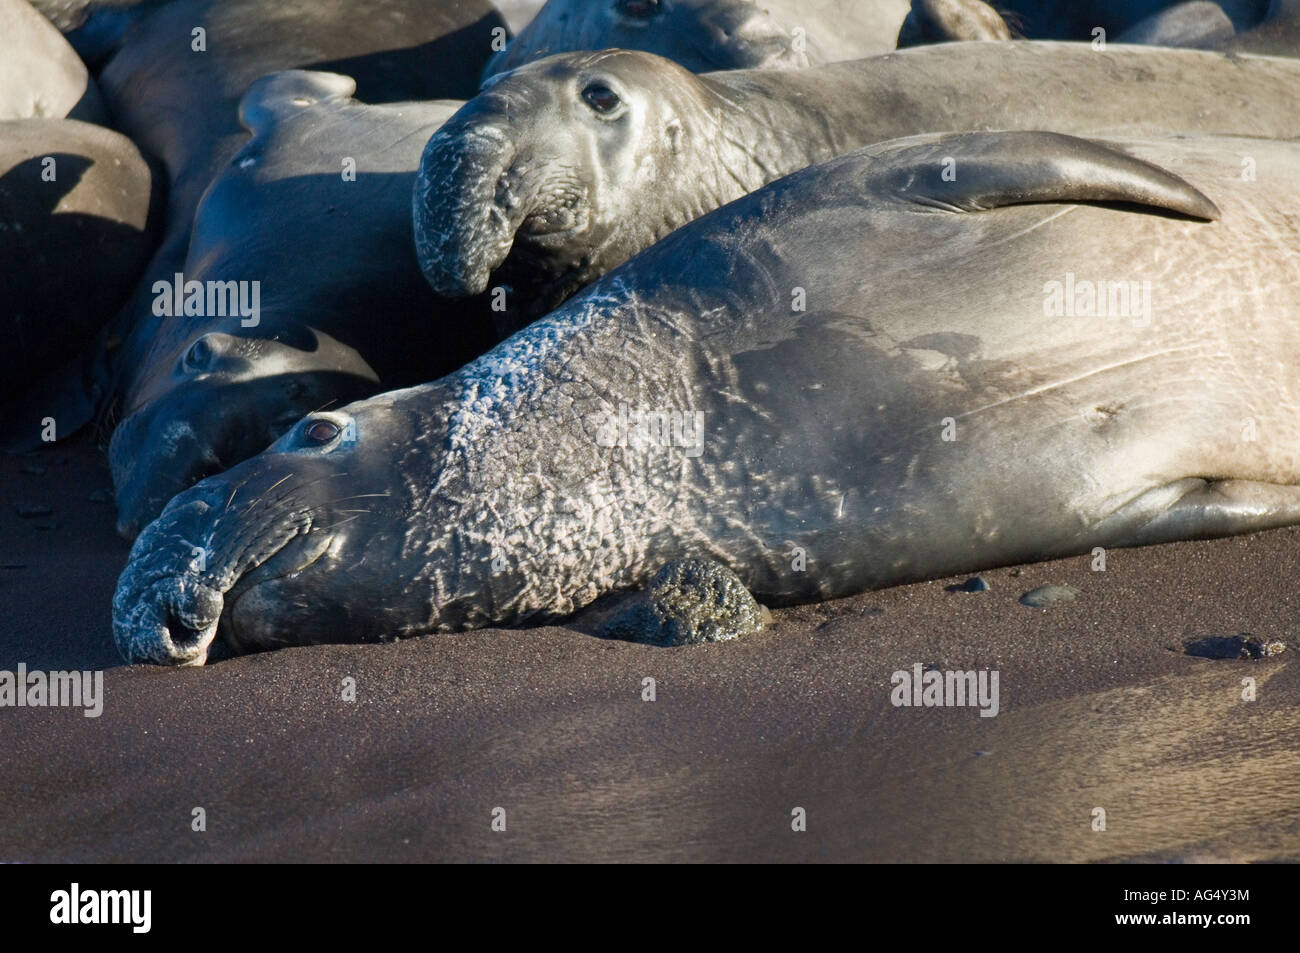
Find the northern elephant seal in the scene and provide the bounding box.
[115,130,1300,665]
[414,43,1300,323]
[107,71,498,540]
[896,0,1012,46]
[1,0,105,122]
[59,0,505,445]
[0,118,162,403]
[484,0,912,77]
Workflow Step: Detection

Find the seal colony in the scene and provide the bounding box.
[4,0,1299,665]
[113,130,1300,665]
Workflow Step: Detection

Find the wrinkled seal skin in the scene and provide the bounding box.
[896,0,1012,46]
[414,43,1300,324]
[0,119,162,402]
[484,0,912,78]
[0,0,105,122]
[115,130,1300,665]
[70,0,506,441]
[107,71,499,540]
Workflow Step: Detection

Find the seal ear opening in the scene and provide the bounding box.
[881,130,1221,222]
[238,70,360,138]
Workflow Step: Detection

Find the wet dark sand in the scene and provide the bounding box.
[1,435,1297,862]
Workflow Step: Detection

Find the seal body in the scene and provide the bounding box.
[0,119,161,403]
[114,131,1300,665]
[107,71,498,539]
[415,43,1300,323]
[0,0,105,122]
[75,0,505,441]
[484,0,912,77]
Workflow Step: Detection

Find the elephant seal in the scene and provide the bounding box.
[896,0,1012,46]
[60,0,506,444]
[1,0,105,122]
[995,0,1269,39]
[484,0,912,77]
[114,130,1300,665]
[414,43,1300,323]
[0,118,162,403]
[107,71,498,540]
[1115,2,1237,49]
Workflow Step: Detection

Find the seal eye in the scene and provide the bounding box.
[582,83,622,114]
[304,420,340,444]
[181,336,213,372]
[617,0,660,18]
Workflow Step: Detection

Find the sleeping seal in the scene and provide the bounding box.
[414,43,1300,324]
[115,130,1300,665]
[53,0,505,445]
[484,0,912,77]
[107,71,497,540]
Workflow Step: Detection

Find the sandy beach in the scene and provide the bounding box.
[2,434,1296,862]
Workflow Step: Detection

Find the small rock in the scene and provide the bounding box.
[946,575,990,593]
[15,504,52,518]
[1184,635,1287,660]
[1019,584,1079,608]
[600,558,767,646]
[860,606,886,617]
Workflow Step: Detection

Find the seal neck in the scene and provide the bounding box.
[408,295,709,631]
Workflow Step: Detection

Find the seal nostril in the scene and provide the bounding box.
[164,612,207,649]
[162,584,224,652]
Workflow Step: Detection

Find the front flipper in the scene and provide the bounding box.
[870,130,1221,221]
[1088,478,1300,549]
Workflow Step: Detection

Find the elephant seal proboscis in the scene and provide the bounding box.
[115,130,1300,665]
[65,0,506,443]
[484,0,912,77]
[107,70,499,540]
[0,119,162,408]
[414,43,1300,326]
[1,0,105,122]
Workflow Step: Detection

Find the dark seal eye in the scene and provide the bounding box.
[582,83,622,114]
[304,420,340,444]
[617,0,660,18]
[181,336,213,372]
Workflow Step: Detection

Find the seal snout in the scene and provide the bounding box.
[114,575,226,667]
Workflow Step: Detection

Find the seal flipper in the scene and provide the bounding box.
[237,70,359,139]
[1085,478,1300,549]
[875,131,1221,222]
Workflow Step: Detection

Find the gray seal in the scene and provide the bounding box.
[414,43,1300,323]
[484,0,912,77]
[0,0,105,122]
[107,71,498,539]
[113,130,1300,665]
